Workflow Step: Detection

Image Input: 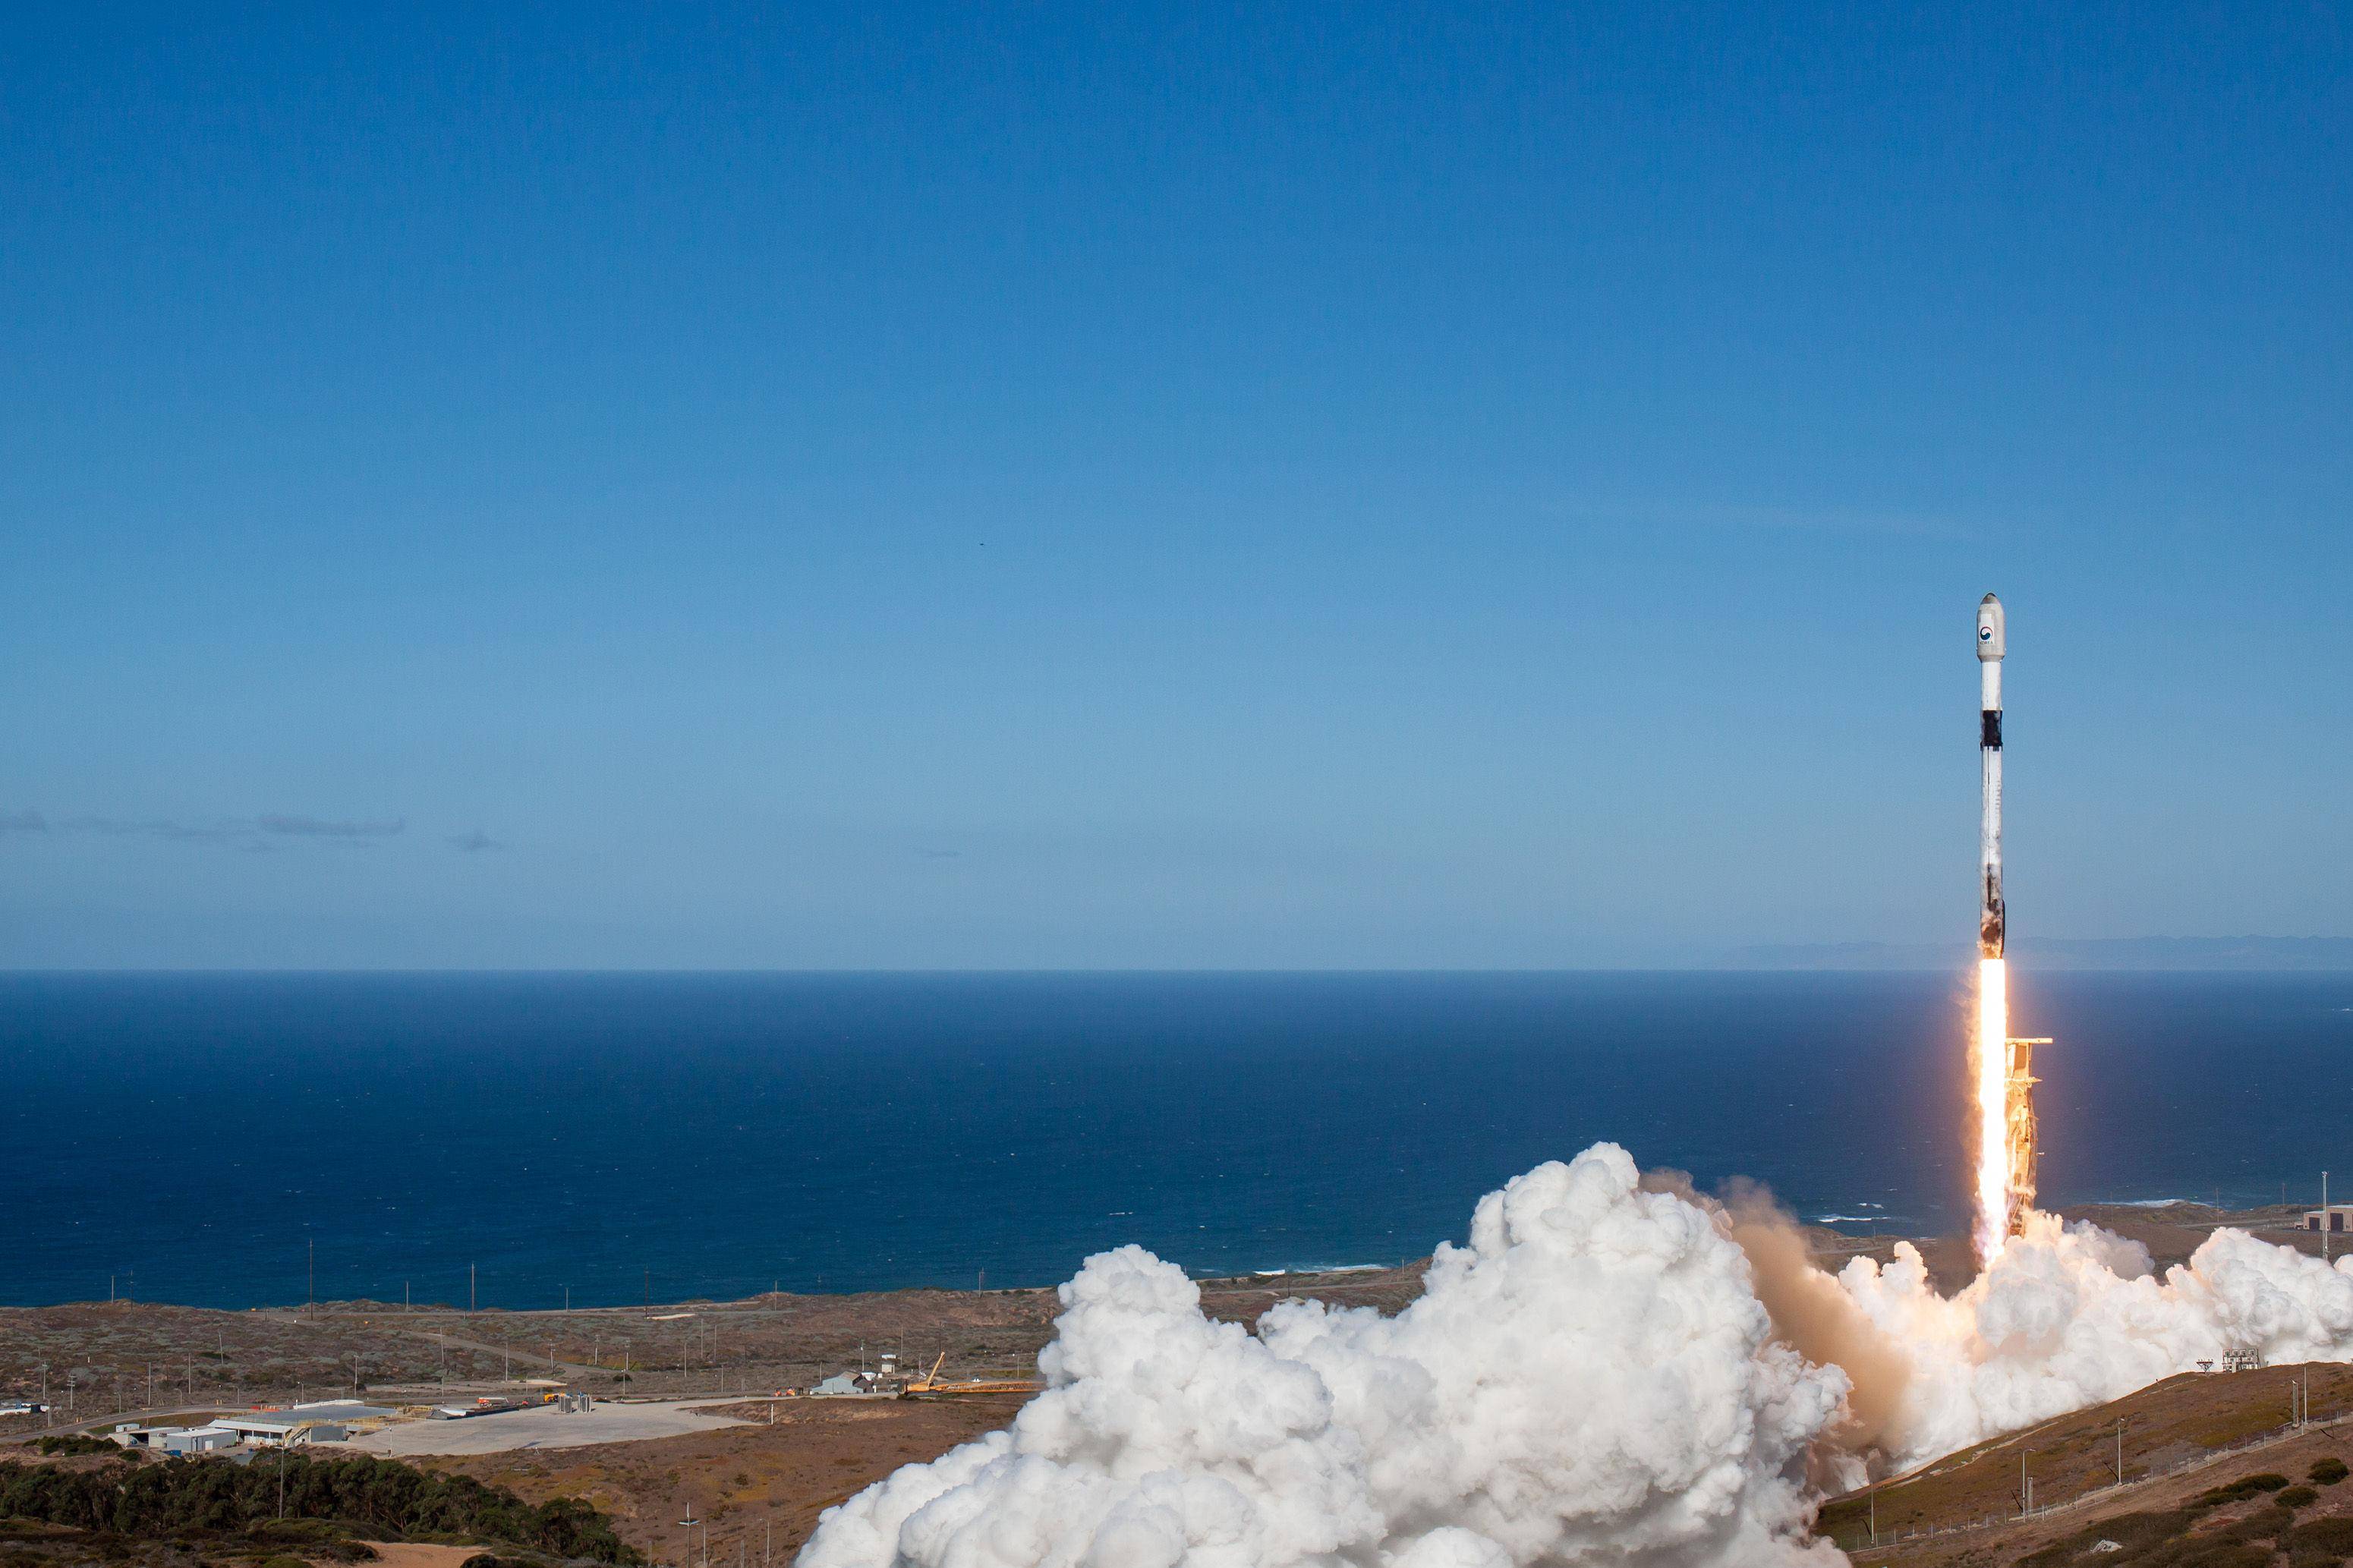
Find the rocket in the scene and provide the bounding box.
[1977,594,2005,958]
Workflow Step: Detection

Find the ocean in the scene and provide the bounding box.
[2,970,2347,1310]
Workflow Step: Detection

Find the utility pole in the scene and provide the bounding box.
[309,1238,316,1313]
[2115,1418,2124,1485]
[471,1263,477,1312]
[2326,1173,2331,1263]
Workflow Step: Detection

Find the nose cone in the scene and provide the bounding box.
[1977,594,2005,660]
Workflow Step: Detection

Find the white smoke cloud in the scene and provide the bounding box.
[801,1146,2353,1568]
[1838,1209,2353,1467]
[800,1145,1849,1568]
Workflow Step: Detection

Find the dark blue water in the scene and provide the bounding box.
[2,971,2348,1309]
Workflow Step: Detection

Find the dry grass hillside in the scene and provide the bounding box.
[1819,1362,2353,1564]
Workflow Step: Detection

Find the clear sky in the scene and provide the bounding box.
[3,3,2348,968]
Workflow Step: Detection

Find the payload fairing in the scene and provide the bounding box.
[1977,594,2005,959]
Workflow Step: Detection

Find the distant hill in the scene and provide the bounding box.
[1723,937,2353,971]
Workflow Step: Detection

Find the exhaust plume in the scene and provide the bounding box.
[800,1145,1849,1568]
[1716,1180,1914,1458]
[1840,1209,2353,1466]
[802,1145,2353,1567]
[1637,1170,1911,1460]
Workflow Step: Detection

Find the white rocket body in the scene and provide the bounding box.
[1977,594,2005,958]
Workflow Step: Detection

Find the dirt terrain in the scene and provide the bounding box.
[1820,1362,2353,1563]
[5,1200,2342,1565]
[0,1266,1420,1431]
[0,1200,2285,1427]
[414,1394,1033,1563]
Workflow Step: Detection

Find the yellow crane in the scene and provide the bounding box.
[902,1352,948,1393]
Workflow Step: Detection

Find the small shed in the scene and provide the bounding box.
[810,1373,871,1396]
[112,1425,181,1448]
[162,1426,239,1454]
[212,1413,348,1447]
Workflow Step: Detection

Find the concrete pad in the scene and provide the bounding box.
[348,1400,747,1456]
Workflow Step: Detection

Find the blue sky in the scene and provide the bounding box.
[3,3,2348,967]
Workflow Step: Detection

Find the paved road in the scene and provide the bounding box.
[348,1399,748,1456]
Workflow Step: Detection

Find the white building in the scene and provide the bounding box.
[210,1412,348,1447]
[112,1424,178,1447]
[162,1426,239,1454]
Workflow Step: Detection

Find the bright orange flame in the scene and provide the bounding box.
[1974,957,2010,1264]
